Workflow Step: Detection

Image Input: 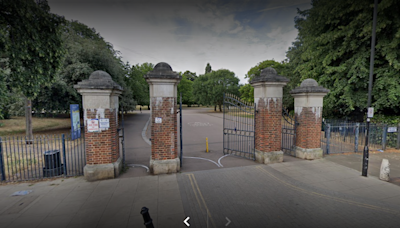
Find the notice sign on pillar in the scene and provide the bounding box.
[99,118,110,128]
[87,119,99,132]
[155,117,162,123]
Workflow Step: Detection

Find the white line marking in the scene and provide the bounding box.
[142,117,151,146]
[183,156,221,167]
[218,154,231,167]
[127,164,150,172]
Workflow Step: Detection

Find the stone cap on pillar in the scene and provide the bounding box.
[144,62,181,80]
[74,70,123,93]
[250,67,290,84]
[290,79,329,95]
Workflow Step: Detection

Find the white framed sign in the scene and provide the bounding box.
[155,117,162,123]
[388,127,397,133]
[99,118,110,128]
[367,107,374,118]
[87,119,99,132]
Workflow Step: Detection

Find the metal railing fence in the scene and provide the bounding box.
[0,134,85,182]
[321,121,400,154]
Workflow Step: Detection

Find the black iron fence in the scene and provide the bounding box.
[321,121,400,154]
[0,134,85,182]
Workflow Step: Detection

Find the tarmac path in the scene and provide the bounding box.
[178,162,400,228]
[2,108,400,227]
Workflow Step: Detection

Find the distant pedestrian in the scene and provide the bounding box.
[140,106,142,113]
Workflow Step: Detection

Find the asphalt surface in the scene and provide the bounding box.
[1,107,400,228]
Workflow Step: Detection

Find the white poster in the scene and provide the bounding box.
[99,118,110,128]
[87,119,99,132]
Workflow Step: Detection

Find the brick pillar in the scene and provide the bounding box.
[290,79,329,160]
[250,67,289,164]
[74,70,123,181]
[144,62,181,174]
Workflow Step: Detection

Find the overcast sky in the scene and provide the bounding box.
[48,0,311,84]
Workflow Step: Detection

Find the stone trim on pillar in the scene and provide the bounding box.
[144,62,181,174]
[250,67,289,164]
[290,79,329,160]
[74,70,123,181]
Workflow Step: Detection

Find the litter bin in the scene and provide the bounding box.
[43,150,64,177]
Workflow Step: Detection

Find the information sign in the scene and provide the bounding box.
[87,119,99,132]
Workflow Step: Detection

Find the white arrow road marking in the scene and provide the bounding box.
[184,217,190,227]
[127,164,149,172]
[225,217,231,226]
[218,154,231,167]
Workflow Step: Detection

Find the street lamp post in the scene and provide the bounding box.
[362,0,378,177]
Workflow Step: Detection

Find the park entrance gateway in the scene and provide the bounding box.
[223,93,256,160]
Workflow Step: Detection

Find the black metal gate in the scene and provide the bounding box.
[118,107,125,168]
[282,108,297,156]
[223,93,256,160]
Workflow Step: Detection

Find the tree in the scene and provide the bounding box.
[193,74,212,106]
[31,20,136,115]
[245,60,285,82]
[183,70,198,81]
[193,69,240,111]
[0,0,65,140]
[287,0,400,120]
[126,62,153,109]
[205,63,212,74]
[177,73,194,106]
[240,60,299,110]
[0,57,9,119]
[239,84,254,103]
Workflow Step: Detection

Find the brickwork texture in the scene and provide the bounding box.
[295,107,322,149]
[151,97,178,160]
[255,98,282,153]
[85,109,119,165]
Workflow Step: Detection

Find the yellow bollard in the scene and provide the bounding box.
[206,137,209,153]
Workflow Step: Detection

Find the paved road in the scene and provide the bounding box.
[120,108,256,177]
[178,161,400,228]
[325,152,400,186]
[2,108,400,227]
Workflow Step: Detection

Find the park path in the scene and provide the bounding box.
[120,108,261,177]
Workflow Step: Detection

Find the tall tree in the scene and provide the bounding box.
[287,0,400,119]
[240,60,298,109]
[193,69,240,111]
[32,20,136,115]
[205,63,212,74]
[177,73,194,106]
[183,70,198,81]
[0,0,65,140]
[126,62,153,109]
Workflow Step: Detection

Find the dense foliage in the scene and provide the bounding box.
[240,60,300,110]
[0,0,65,100]
[193,69,240,111]
[31,20,136,115]
[126,62,153,108]
[287,0,400,120]
[177,73,195,106]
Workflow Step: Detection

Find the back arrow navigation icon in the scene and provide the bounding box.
[184,217,190,227]
[225,217,231,226]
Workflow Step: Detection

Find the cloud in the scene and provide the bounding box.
[48,0,311,84]
[258,0,311,12]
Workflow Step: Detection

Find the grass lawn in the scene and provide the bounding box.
[0,117,75,136]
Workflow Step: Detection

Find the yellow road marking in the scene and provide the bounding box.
[186,173,217,228]
[256,166,400,215]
